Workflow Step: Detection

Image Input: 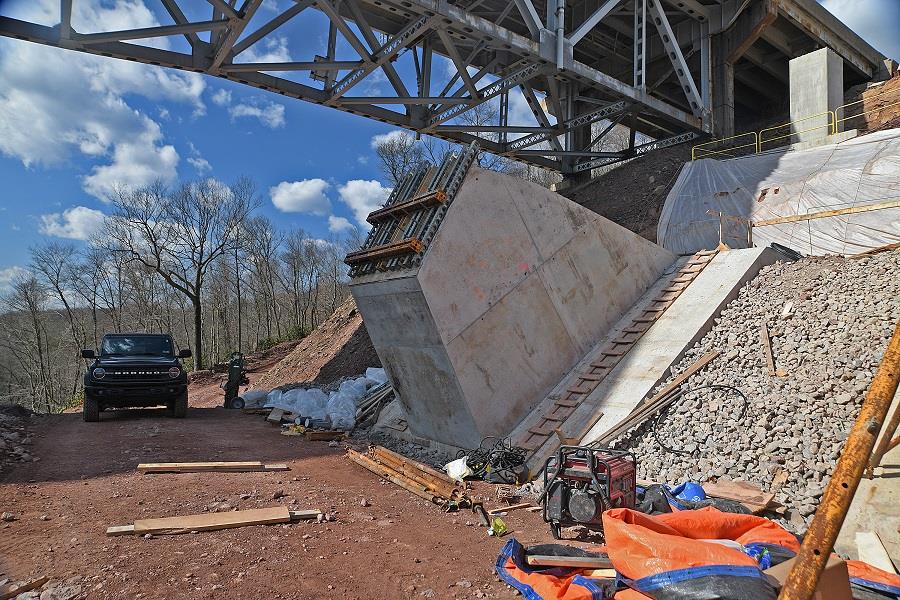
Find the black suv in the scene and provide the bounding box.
[81,333,191,422]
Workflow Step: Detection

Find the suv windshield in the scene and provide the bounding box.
[101,335,173,357]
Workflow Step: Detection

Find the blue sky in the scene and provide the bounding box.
[0,0,897,292]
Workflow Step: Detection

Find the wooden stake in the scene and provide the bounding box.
[525,555,613,569]
[137,461,289,474]
[760,323,777,376]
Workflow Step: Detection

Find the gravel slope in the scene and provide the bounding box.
[612,250,900,530]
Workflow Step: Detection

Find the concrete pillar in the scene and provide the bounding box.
[789,48,843,141]
[711,40,735,137]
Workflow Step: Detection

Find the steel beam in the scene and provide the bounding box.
[159,0,200,48]
[648,0,703,116]
[76,20,229,44]
[569,0,625,46]
[222,60,363,72]
[512,0,543,39]
[232,0,313,56]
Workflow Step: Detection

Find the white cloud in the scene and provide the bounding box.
[211,89,232,107]
[229,101,286,129]
[337,180,391,226]
[187,142,212,174]
[370,129,416,149]
[241,36,292,64]
[0,266,29,295]
[81,116,179,200]
[270,179,331,215]
[328,215,355,233]
[0,0,202,199]
[39,206,106,240]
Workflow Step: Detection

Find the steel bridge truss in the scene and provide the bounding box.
[0,0,732,173]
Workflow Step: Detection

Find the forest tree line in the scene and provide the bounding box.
[0,177,359,414]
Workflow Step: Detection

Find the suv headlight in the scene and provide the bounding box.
[92,367,106,380]
[168,367,181,379]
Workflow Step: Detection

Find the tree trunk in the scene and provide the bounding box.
[193,296,203,370]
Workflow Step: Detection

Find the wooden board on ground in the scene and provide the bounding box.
[267,408,285,423]
[0,576,50,600]
[855,531,897,573]
[133,506,291,536]
[305,430,346,441]
[703,480,775,513]
[137,461,289,474]
[487,502,534,516]
[526,555,613,569]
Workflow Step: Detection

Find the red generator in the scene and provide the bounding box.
[542,446,636,539]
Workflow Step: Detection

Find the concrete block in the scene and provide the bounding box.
[350,167,675,447]
[789,47,844,142]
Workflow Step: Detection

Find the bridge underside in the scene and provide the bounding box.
[0,0,887,175]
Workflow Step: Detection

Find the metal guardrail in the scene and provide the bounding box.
[691,86,898,160]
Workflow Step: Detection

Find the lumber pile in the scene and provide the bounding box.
[107,506,320,536]
[347,445,469,507]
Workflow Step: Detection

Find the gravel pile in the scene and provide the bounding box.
[612,250,900,530]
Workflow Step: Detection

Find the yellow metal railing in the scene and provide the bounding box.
[758,110,835,151]
[691,86,899,160]
[691,132,758,160]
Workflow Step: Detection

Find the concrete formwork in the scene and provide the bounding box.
[350,168,675,448]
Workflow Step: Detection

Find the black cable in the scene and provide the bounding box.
[458,436,527,482]
[652,384,749,456]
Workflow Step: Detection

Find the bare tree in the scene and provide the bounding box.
[106,178,258,369]
[373,131,424,185]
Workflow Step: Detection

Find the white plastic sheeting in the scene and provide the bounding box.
[658,128,900,256]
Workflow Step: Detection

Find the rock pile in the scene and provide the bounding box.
[0,404,34,473]
[613,250,900,530]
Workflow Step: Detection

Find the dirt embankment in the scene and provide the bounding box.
[560,144,692,242]
[254,297,380,392]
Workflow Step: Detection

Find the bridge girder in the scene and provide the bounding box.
[0,0,886,173]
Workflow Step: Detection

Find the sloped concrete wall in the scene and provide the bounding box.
[351,168,676,448]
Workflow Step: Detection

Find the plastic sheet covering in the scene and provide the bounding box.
[658,128,900,256]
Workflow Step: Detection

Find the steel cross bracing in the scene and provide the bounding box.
[0,0,724,173]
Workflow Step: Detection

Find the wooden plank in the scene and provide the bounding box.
[760,322,777,376]
[554,428,579,445]
[703,480,774,510]
[267,408,285,423]
[487,502,534,516]
[346,450,440,503]
[525,555,613,569]
[289,510,322,521]
[639,351,719,409]
[0,576,50,600]
[528,425,555,436]
[138,461,289,474]
[577,373,606,382]
[855,531,897,574]
[596,351,720,444]
[601,349,626,357]
[131,506,292,536]
[753,199,900,227]
[553,398,580,408]
[106,524,135,536]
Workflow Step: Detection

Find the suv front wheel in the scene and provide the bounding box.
[83,395,100,422]
[171,391,188,418]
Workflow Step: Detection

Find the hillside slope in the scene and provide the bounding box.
[254,296,380,390]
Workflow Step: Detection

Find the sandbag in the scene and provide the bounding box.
[326,391,356,430]
[298,388,327,420]
[239,390,269,408]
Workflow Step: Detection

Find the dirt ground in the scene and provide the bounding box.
[0,402,572,599]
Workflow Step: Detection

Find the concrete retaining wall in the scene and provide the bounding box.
[350,168,675,448]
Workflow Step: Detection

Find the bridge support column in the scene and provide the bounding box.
[710,0,778,137]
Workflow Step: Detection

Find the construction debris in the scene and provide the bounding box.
[137,461,289,474]
[106,506,320,536]
[614,251,900,528]
[347,446,471,509]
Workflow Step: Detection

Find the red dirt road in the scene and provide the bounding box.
[0,405,562,599]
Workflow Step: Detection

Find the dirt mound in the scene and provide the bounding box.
[254,296,380,390]
[560,144,691,242]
